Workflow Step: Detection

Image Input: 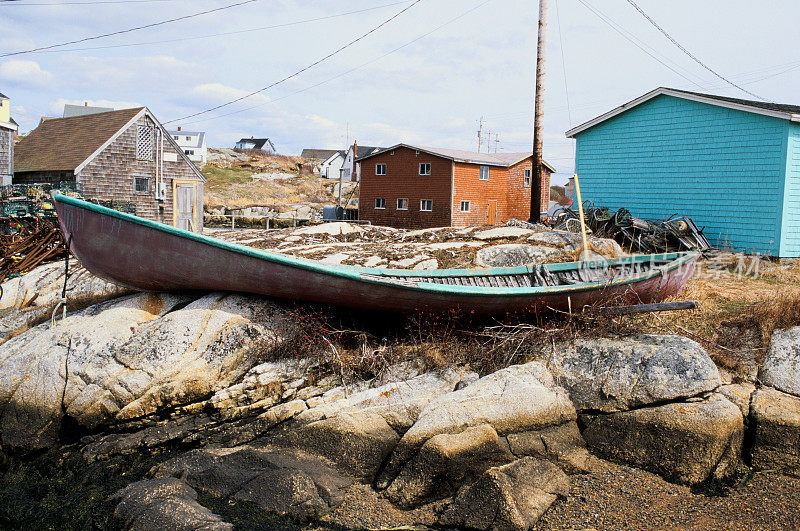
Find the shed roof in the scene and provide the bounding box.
[566,87,800,137]
[15,107,144,172]
[301,148,340,160]
[356,143,556,172]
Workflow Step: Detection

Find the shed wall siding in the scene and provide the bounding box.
[78,115,204,230]
[574,95,789,255]
[780,123,800,256]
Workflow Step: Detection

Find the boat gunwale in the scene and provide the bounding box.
[53,193,698,297]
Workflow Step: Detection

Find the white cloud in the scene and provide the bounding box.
[0,60,54,88]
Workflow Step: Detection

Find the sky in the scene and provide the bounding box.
[2,0,800,185]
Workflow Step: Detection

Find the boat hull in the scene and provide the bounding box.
[53,195,697,314]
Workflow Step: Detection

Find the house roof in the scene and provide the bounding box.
[352,145,384,158]
[63,103,115,118]
[14,107,204,180]
[15,108,144,172]
[356,143,556,172]
[0,92,7,99]
[301,148,340,160]
[167,130,206,149]
[236,138,272,150]
[566,87,800,137]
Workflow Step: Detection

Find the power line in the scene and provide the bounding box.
[165,0,424,124]
[27,2,408,53]
[575,0,705,89]
[174,0,489,126]
[624,0,767,101]
[1,0,262,57]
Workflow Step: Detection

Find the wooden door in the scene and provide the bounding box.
[487,200,497,225]
[173,181,196,231]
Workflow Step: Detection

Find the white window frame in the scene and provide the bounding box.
[397,198,408,210]
[376,163,386,175]
[479,165,490,181]
[419,163,431,176]
[524,169,531,187]
[420,199,432,212]
[185,136,191,141]
[185,149,194,156]
[460,201,470,212]
[375,198,386,209]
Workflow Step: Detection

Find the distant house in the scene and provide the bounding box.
[235,137,275,152]
[566,87,800,256]
[63,103,114,118]
[168,127,207,165]
[320,150,346,179]
[14,107,205,232]
[358,144,554,229]
[0,92,18,186]
[341,144,384,182]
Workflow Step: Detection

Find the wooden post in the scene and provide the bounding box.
[530,0,547,223]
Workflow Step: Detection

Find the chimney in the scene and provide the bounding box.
[84,102,88,106]
[177,126,181,131]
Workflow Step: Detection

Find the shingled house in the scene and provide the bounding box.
[0,92,17,186]
[14,107,205,232]
[358,144,554,229]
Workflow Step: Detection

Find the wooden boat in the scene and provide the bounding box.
[52,194,698,314]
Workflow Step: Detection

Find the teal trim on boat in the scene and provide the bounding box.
[52,193,698,298]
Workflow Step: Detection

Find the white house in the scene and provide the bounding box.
[321,150,346,179]
[168,127,207,165]
[341,144,383,182]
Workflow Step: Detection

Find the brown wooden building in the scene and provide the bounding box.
[14,107,204,232]
[357,144,554,229]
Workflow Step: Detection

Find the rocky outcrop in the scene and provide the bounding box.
[506,421,592,474]
[384,424,514,508]
[581,394,743,485]
[439,457,569,531]
[549,335,722,412]
[476,244,564,267]
[376,361,575,489]
[750,388,800,477]
[0,292,292,451]
[152,446,354,521]
[112,478,232,531]
[759,327,800,397]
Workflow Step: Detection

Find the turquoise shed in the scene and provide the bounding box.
[566,88,800,257]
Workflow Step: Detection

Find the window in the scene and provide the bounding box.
[173,135,178,140]
[185,136,191,141]
[185,149,194,155]
[397,198,408,210]
[524,169,531,187]
[134,177,149,193]
[479,165,490,181]
[376,163,386,175]
[136,126,154,160]
[419,163,431,175]
[460,201,470,212]
[375,198,386,209]
[420,199,432,212]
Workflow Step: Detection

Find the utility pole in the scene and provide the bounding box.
[530,0,547,223]
[477,116,485,152]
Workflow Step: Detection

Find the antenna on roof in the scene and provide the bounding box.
[477,116,484,152]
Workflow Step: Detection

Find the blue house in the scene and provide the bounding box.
[566,87,800,257]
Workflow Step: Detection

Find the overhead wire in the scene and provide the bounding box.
[173,0,490,127]
[1,0,263,57]
[165,0,425,124]
[25,2,409,54]
[624,0,768,101]
[574,0,706,89]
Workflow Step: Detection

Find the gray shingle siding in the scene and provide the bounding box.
[0,128,13,186]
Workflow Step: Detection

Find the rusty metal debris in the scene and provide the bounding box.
[0,218,67,280]
[549,202,712,254]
